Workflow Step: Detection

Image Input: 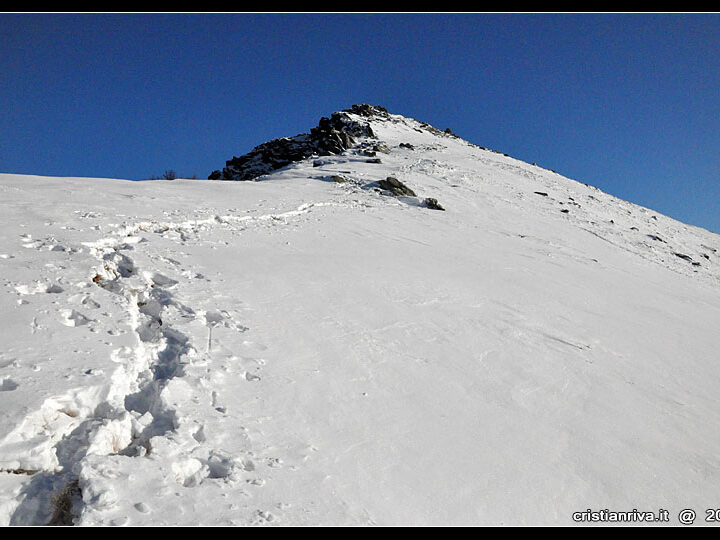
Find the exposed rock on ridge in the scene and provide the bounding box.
[209,105,387,181]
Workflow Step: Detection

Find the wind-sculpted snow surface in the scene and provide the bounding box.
[1,106,720,525]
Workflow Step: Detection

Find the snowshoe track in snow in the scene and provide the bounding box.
[0,200,346,525]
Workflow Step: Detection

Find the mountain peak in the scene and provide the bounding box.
[342,103,391,118]
[208,104,386,181]
[207,104,453,181]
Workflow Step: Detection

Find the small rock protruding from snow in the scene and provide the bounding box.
[423,198,445,211]
[673,252,694,263]
[378,177,416,197]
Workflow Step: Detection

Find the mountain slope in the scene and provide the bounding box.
[0,105,719,525]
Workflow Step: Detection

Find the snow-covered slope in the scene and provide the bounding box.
[1,106,719,526]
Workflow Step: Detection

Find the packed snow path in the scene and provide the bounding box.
[1,108,720,525]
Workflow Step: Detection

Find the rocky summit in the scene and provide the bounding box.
[208,104,389,181]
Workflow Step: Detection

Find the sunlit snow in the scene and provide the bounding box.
[1,108,719,525]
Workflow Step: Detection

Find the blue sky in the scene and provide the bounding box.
[2,13,719,233]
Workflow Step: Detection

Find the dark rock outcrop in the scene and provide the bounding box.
[209,105,383,181]
[378,177,416,197]
[674,252,694,262]
[343,104,390,118]
[357,141,391,157]
[424,198,445,211]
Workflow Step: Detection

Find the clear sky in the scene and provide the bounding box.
[2,12,719,233]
